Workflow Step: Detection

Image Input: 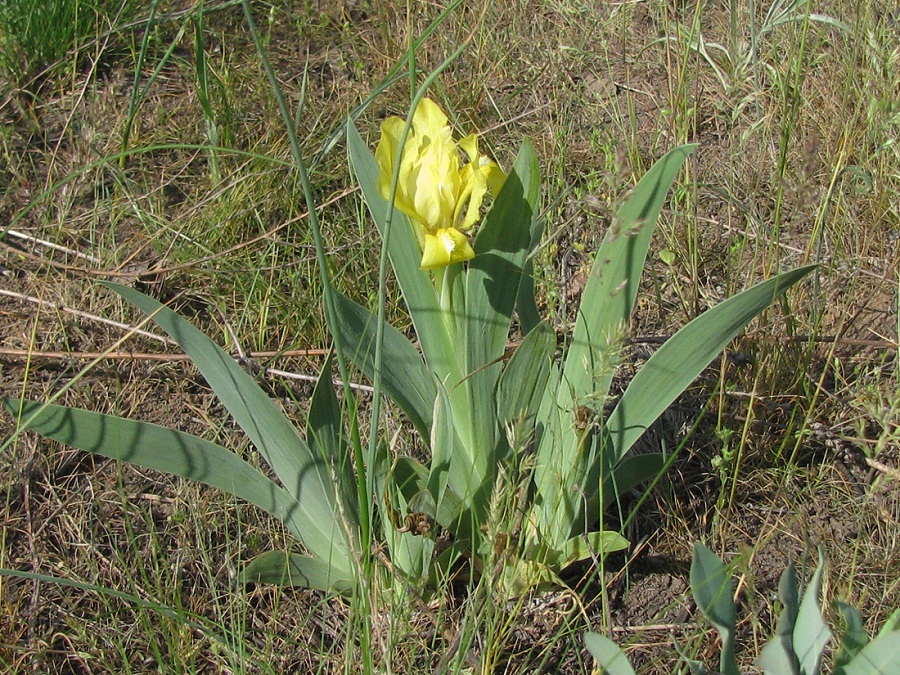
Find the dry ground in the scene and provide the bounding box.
[1,0,899,672]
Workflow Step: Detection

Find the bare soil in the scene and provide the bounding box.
[2,1,899,672]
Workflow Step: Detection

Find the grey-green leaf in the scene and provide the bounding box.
[559,145,696,420]
[462,140,541,499]
[5,399,303,537]
[877,609,900,638]
[332,290,436,440]
[468,139,541,373]
[584,632,637,675]
[497,322,555,429]
[600,452,667,509]
[841,631,900,675]
[794,549,831,675]
[691,543,739,675]
[758,563,801,675]
[241,550,353,594]
[605,264,816,464]
[103,282,351,569]
[308,353,359,528]
[835,602,870,671]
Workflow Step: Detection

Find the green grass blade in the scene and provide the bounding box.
[332,291,435,440]
[241,551,353,594]
[605,264,816,464]
[584,632,637,675]
[842,632,900,675]
[794,549,831,675]
[5,399,303,536]
[105,282,351,569]
[691,543,739,675]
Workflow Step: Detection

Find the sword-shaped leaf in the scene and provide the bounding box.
[103,282,351,572]
[5,399,302,535]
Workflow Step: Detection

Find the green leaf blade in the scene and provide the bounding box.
[691,543,739,675]
[241,550,353,594]
[104,283,351,569]
[5,399,302,536]
[308,353,360,529]
[794,550,832,675]
[560,145,696,415]
[584,632,637,675]
[332,290,436,440]
[606,264,816,463]
[842,632,900,675]
[758,563,801,675]
[496,321,556,429]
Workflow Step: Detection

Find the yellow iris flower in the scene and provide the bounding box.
[375,98,505,270]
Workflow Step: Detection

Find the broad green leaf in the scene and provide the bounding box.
[104,282,351,571]
[332,290,436,440]
[876,609,900,638]
[758,564,801,675]
[691,543,739,675]
[535,146,694,549]
[497,322,555,429]
[794,549,831,675]
[516,207,547,336]
[584,632,637,675]
[605,264,817,464]
[552,531,629,569]
[241,550,353,594]
[468,140,541,370]
[428,381,471,521]
[5,399,303,536]
[758,636,799,675]
[842,632,900,675]
[834,602,870,671]
[559,145,696,421]
[531,362,587,548]
[347,123,461,387]
[461,141,541,500]
[600,452,667,509]
[381,456,435,584]
[684,661,711,674]
[397,453,463,532]
[308,353,359,528]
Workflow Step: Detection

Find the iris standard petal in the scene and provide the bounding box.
[414,98,450,143]
[374,97,505,269]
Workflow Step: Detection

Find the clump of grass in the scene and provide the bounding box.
[1,0,899,673]
[0,0,147,85]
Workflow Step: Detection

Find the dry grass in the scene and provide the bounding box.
[1,0,898,672]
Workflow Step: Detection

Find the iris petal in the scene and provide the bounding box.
[421,228,476,270]
[374,98,505,269]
